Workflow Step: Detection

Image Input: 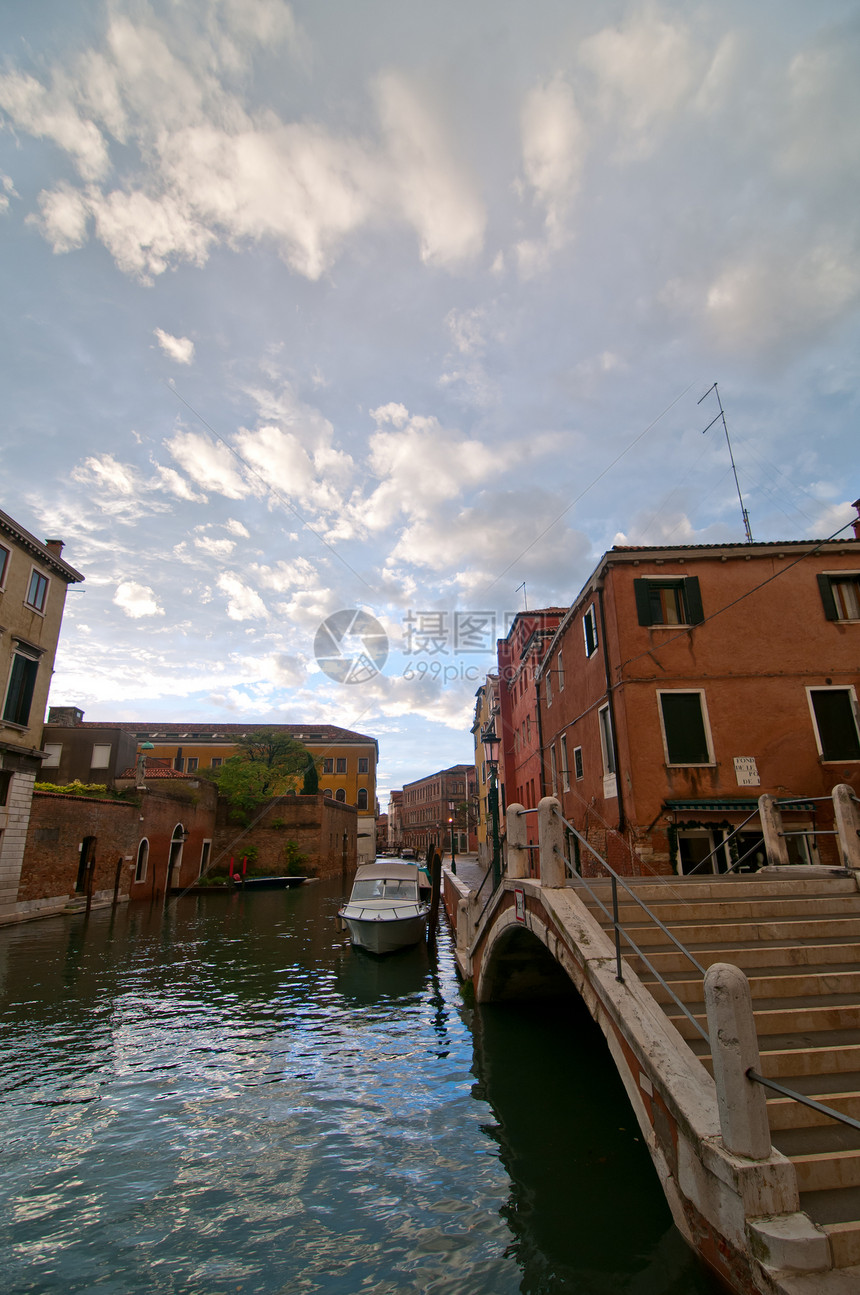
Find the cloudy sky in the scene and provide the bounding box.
[2,0,858,805]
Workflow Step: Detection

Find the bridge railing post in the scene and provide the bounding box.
[833,783,860,870]
[704,962,772,1160]
[758,794,790,867]
[506,803,529,879]
[537,797,565,888]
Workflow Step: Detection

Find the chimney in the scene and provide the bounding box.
[852,500,860,541]
[47,706,84,728]
[44,539,65,557]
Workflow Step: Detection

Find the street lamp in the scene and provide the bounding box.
[481,721,502,891]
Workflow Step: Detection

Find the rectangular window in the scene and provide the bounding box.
[658,690,714,765]
[3,650,39,727]
[26,569,49,613]
[336,757,347,774]
[545,670,552,707]
[186,757,199,772]
[557,651,564,691]
[550,745,558,796]
[598,705,616,776]
[634,577,704,627]
[583,605,598,656]
[323,757,333,774]
[42,743,62,768]
[560,736,570,791]
[818,573,860,622]
[573,746,584,780]
[210,757,222,769]
[0,544,9,588]
[808,688,860,761]
[358,757,369,774]
[199,840,211,876]
[91,744,112,768]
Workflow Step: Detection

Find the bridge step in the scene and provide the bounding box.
[565,873,860,1265]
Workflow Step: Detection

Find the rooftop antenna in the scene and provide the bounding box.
[698,382,753,543]
[516,581,528,611]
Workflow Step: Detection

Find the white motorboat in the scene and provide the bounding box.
[338,862,431,955]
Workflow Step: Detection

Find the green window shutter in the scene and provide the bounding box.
[660,692,710,764]
[683,576,704,625]
[633,579,653,626]
[817,574,838,621]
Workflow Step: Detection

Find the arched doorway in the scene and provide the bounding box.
[166,824,186,892]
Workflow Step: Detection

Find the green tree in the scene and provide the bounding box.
[204,730,310,817]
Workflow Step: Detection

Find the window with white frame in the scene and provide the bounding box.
[357,788,369,810]
[91,744,112,769]
[0,544,9,589]
[560,735,570,790]
[550,744,558,796]
[42,743,62,768]
[336,757,347,773]
[135,839,149,883]
[358,756,369,773]
[808,687,860,761]
[26,568,49,613]
[573,745,584,780]
[818,574,860,622]
[658,690,714,766]
[545,670,552,706]
[557,650,564,691]
[634,577,704,627]
[583,605,598,657]
[598,705,616,776]
[186,757,199,772]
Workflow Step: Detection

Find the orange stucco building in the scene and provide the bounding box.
[536,531,860,876]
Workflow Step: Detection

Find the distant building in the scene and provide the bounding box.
[536,527,860,876]
[0,508,83,921]
[41,716,380,866]
[399,764,476,857]
[387,790,403,849]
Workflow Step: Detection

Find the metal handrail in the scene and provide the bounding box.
[747,1070,860,1133]
[684,806,761,876]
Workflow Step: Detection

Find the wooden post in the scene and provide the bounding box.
[85,848,96,915]
[112,856,123,909]
[427,845,442,944]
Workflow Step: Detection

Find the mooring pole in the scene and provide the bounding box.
[112,856,123,909]
[428,845,442,944]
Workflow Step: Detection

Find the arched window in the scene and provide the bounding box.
[357,788,368,810]
[336,788,346,802]
[135,838,149,883]
[322,788,333,798]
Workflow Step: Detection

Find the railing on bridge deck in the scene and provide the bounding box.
[495,785,860,1151]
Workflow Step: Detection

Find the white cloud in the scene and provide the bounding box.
[114,580,165,618]
[217,572,269,620]
[154,328,195,364]
[516,74,587,273]
[166,429,253,499]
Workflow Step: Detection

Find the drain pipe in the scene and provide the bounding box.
[597,583,626,834]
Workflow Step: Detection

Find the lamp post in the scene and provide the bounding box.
[481,721,502,891]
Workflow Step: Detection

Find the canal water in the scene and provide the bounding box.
[0,879,719,1294]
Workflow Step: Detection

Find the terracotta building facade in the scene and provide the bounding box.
[536,535,860,877]
[399,764,477,857]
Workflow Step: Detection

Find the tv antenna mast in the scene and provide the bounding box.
[698,383,753,543]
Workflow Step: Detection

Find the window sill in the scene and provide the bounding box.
[665,762,716,769]
[23,604,46,618]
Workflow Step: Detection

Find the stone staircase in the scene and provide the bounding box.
[574,869,860,1270]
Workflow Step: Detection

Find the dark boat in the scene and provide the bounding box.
[234,875,306,889]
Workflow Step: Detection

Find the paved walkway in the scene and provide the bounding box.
[440,852,490,894]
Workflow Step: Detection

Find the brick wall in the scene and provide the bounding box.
[212,793,357,881]
[21,791,139,909]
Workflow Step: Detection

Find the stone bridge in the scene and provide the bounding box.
[444,789,860,1295]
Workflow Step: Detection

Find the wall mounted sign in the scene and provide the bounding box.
[733,756,760,787]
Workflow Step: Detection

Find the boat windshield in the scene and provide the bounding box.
[351,878,418,900]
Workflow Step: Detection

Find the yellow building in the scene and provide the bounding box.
[63,720,380,865]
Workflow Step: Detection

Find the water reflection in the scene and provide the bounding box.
[0,882,716,1293]
[471,995,721,1294]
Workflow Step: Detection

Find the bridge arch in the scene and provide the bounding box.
[476,905,576,1004]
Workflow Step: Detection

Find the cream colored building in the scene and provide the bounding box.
[0,509,83,920]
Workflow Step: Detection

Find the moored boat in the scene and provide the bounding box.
[338,862,431,955]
